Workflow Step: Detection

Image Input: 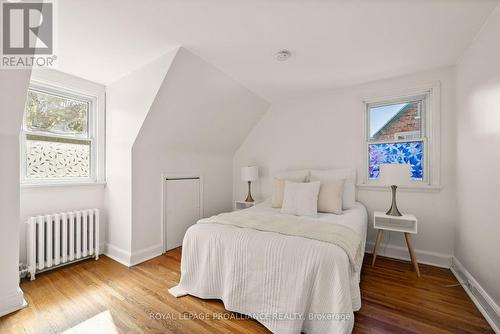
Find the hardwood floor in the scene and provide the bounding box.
[0,248,493,334]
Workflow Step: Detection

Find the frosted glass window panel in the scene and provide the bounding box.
[24,89,89,136]
[26,135,90,179]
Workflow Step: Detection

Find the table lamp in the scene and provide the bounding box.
[380,163,411,216]
[241,166,258,202]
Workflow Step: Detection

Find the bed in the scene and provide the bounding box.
[169,200,367,334]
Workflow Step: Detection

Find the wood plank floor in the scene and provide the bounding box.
[0,248,493,334]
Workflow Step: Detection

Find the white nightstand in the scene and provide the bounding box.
[372,211,420,277]
[234,200,259,210]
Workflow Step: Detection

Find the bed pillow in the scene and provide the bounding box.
[272,178,286,208]
[271,170,309,208]
[281,181,321,217]
[274,169,310,182]
[310,168,356,209]
[317,179,345,215]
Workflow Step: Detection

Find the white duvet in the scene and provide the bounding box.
[169,201,367,334]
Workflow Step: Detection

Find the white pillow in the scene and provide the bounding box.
[274,169,310,182]
[271,170,309,208]
[281,181,321,217]
[317,179,345,215]
[310,168,356,209]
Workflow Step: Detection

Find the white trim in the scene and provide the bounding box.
[360,82,441,189]
[451,258,500,333]
[393,130,421,140]
[365,241,452,268]
[104,242,164,267]
[129,243,164,266]
[21,83,97,183]
[357,183,442,193]
[161,173,204,253]
[21,69,106,186]
[365,99,428,184]
[0,288,27,318]
[20,181,106,189]
[103,243,131,267]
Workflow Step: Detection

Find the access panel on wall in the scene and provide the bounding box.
[164,177,201,251]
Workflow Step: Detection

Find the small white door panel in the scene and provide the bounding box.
[165,178,201,251]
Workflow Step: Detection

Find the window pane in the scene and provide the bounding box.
[26,135,90,179]
[368,141,423,180]
[369,101,422,141]
[24,89,89,136]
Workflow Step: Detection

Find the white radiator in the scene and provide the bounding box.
[26,209,100,280]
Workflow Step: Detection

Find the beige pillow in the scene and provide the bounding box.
[272,177,305,208]
[272,178,286,208]
[310,169,356,209]
[317,179,345,215]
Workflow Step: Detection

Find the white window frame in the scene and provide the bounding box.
[360,82,441,191]
[393,131,421,140]
[20,72,106,187]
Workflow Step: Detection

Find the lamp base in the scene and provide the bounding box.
[386,185,402,216]
[245,181,254,202]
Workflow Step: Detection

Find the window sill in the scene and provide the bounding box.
[20,181,106,189]
[356,183,441,193]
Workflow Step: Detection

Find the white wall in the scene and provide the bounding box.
[455,5,500,305]
[19,69,107,263]
[131,48,269,261]
[0,69,31,316]
[19,185,105,262]
[105,49,178,264]
[234,66,457,267]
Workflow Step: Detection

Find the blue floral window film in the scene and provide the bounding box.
[369,141,423,180]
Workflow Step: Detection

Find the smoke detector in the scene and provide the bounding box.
[276,49,291,61]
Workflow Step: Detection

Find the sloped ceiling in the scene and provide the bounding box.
[106,48,178,147]
[133,47,270,154]
[129,48,269,252]
[0,70,32,134]
[55,0,499,102]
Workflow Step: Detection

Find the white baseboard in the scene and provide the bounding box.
[0,288,27,317]
[129,243,164,266]
[365,241,452,268]
[103,243,164,267]
[103,243,132,267]
[451,258,500,333]
[99,242,106,255]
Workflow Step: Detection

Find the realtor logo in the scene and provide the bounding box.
[1,0,56,68]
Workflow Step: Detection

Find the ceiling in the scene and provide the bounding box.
[54,0,499,102]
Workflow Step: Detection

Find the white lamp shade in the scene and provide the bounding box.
[241,166,258,181]
[380,163,411,186]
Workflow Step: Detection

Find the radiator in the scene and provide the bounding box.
[26,209,100,280]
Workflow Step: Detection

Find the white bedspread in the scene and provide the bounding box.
[170,201,367,334]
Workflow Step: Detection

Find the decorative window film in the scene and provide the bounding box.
[26,135,90,178]
[368,141,423,180]
[366,95,428,182]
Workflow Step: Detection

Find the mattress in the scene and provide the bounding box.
[170,200,368,334]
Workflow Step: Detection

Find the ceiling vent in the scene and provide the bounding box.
[276,49,291,61]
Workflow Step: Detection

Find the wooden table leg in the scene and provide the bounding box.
[404,232,420,277]
[372,230,384,267]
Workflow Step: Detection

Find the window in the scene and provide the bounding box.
[366,95,428,182]
[21,84,100,184]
